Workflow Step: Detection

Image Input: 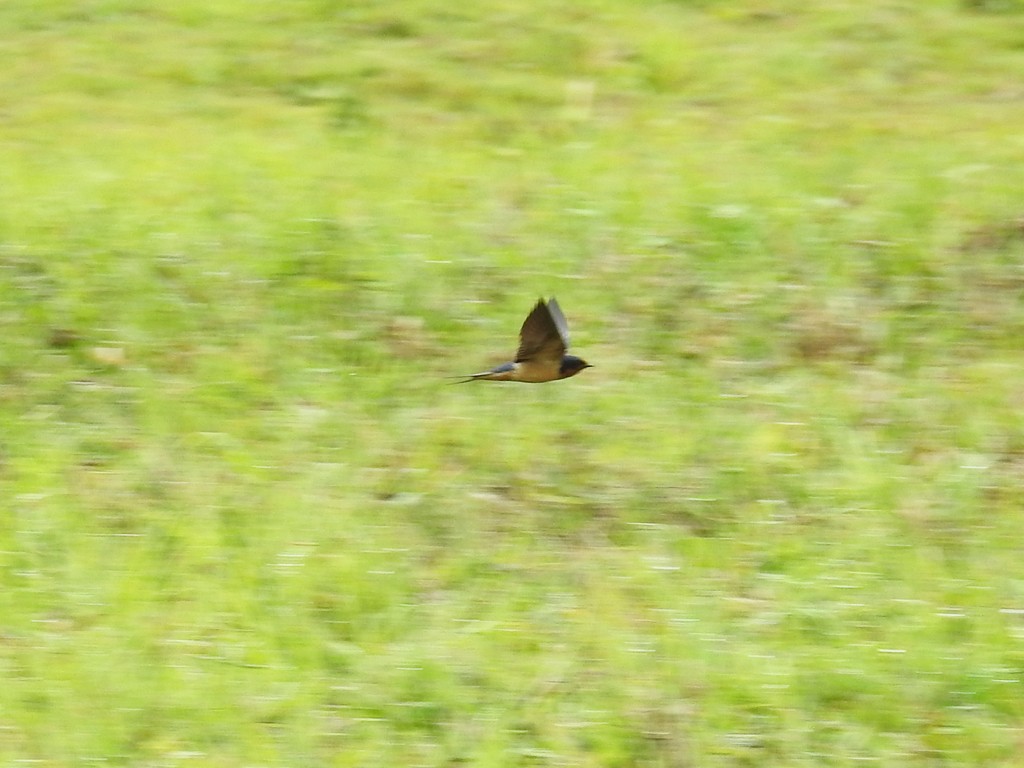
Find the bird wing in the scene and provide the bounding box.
[515,298,569,363]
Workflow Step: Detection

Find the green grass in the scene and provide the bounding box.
[3,0,1024,764]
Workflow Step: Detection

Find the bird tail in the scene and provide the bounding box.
[448,372,489,384]
[449,362,516,384]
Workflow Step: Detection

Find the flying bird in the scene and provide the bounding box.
[457,297,592,383]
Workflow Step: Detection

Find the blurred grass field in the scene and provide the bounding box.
[3,0,1024,765]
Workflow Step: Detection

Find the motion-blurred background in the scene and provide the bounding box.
[2,1,1024,765]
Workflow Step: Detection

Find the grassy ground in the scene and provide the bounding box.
[3,0,1024,765]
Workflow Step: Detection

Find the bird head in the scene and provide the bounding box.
[559,355,592,379]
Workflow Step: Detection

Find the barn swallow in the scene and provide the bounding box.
[457,297,592,383]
